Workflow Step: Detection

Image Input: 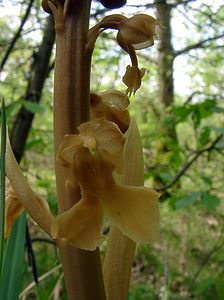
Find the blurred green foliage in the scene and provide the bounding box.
[0,0,224,299]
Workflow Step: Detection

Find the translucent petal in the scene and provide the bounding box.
[104,183,160,243]
[79,118,125,156]
[100,90,130,109]
[51,198,104,251]
[122,117,144,184]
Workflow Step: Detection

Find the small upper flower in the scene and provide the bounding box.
[87,14,159,95]
[117,14,158,50]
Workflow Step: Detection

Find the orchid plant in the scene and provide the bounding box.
[2,1,160,299]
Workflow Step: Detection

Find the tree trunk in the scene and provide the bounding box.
[155,0,174,107]
[11,15,55,161]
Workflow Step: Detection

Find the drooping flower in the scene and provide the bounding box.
[117,14,158,51]
[90,90,130,132]
[51,118,159,251]
[122,65,146,96]
[87,13,159,95]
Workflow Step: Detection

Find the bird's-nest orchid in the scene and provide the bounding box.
[51,118,159,250]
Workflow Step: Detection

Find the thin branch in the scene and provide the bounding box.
[174,33,224,58]
[173,0,198,6]
[190,226,224,289]
[0,0,35,72]
[31,237,56,245]
[19,264,62,299]
[157,134,224,192]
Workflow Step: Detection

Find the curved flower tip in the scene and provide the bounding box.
[122,65,146,96]
[104,184,160,243]
[117,14,158,50]
[5,178,24,237]
[51,195,104,251]
[90,90,130,132]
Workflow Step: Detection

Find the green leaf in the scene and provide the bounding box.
[5,100,21,119]
[201,192,221,210]
[158,172,174,184]
[0,212,26,299]
[215,279,224,300]
[201,176,212,186]
[194,277,214,295]
[175,192,201,209]
[0,98,6,276]
[22,101,44,114]
[199,127,210,146]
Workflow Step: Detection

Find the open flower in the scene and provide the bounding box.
[52,118,159,250]
[90,90,130,132]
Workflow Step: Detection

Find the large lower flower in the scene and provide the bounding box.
[52,118,159,250]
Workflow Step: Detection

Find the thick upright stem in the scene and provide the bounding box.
[53,1,105,299]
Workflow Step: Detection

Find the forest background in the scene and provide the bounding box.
[0,0,224,299]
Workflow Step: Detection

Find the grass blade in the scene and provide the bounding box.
[0,212,26,299]
[0,98,6,276]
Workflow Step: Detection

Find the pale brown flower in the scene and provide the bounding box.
[87,14,159,95]
[52,118,159,250]
[122,65,146,96]
[90,90,130,132]
[117,14,158,51]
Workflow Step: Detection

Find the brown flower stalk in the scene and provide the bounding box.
[42,0,106,299]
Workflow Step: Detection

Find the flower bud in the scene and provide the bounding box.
[122,65,146,96]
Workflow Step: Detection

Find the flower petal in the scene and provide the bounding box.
[6,134,52,234]
[57,135,81,167]
[91,92,130,133]
[104,184,160,243]
[79,118,125,156]
[51,198,104,251]
[118,14,157,50]
[100,90,129,109]
[5,178,24,237]
[122,65,146,96]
